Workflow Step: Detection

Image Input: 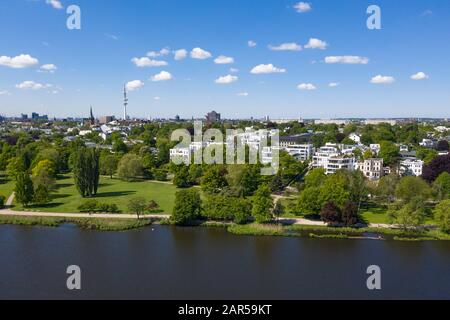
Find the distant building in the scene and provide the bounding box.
[419,139,435,148]
[99,116,115,124]
[21,114,28,120]
[279,133,312,147]
[31,112,48,121]
[400,159,424,177]
[314,119,350,126]
[364,119,398,126]
[348,133,361,144]
[206,111,221,122]
[357,159,384,180]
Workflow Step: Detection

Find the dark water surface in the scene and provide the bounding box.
[0,224,449,299]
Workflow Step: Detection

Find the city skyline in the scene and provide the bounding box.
[1,0,450,119]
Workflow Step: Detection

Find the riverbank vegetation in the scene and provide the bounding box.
[0,215,153,231]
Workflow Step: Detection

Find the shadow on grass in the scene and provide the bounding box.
[51,193,71,200]
[95,191,136,198]
[54,184,73,190]
[24,202,65,210]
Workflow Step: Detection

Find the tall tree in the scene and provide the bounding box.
[15,172,34,207]
[171,189,202,225]
[252,185,274,224]
[73,148,100,197]
[435,200,450,234]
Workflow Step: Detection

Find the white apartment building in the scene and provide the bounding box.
[312,143,356,175]
[356,159,384,180]
[348,133,361,144]
[400,158,424,177]
[284,144,314,161]
[170,148,191,164]
[370,144,381,155]
[419,139,435,148]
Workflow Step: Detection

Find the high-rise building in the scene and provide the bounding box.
[206,111,221,122]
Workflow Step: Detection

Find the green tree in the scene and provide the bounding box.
[435,200,450,233]
[318,173,350,209]
[127,197,147,219]
[6,156,26,179]
[15,172,34,207]
[376,175,400,203]
[252,185,273,224]
[33,184,51,205]
[100,155,119,178]
[433,172,450,201]
[379,141,399,165]
[297,187,322,215]
[201,166,228,194]
[396,176,431,203]
[73,148,100,197]
[173,165,192,188]
[388,197,427,231]
[171,189,202,225]
[117,154,144,182]
[32,159,56,179]
[305,168,327,188]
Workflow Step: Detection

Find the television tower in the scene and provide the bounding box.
[123,84,128,120]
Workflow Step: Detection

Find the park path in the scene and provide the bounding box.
[1,193,420,229]
[1,193,170,220]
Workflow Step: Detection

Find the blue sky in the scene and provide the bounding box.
[0,0,449,119]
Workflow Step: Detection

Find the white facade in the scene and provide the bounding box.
[348,133,361,144]
[400,158,424,177]
[312,143,356,175]
[284,144,314,161]
[419,139,435,148]
[356,159,384,180]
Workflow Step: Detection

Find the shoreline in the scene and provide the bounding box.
[1,213,449,241]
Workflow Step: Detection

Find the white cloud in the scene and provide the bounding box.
[370,75,395,84]
[147,48,170,58]
[174,49,188,61]
[214,55,234,64]
[0,90,11,96]
[39,64,57,73]
[154,96,161,101]
[297,83,317,91]
[125,80,144,91]
[15,81,51,90]
[328,82,340,87]
[324,56,369,64]
[248,40,257,48]
[304,38,328,50]
[0,54,39,69]
[294,2,312,13]
[410,72,429,81]
[269,43,302,51]
[131,57,168,67]
[215,75,238,84]
[237,92,249,97]
[151,71,173,82]
[230,68,239,73]
[251,64,286,74]
[46,0,63,9]
[190,47,212,59]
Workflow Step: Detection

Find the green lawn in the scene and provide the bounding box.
[0,173,14,199]
[14,175,180,214]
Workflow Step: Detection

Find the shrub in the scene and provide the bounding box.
[78,200,99,213]
[0,195,5,209]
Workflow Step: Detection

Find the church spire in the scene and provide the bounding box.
[89,105,95,125]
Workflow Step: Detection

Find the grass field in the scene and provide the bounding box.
[0,173,14,200]
[13,175,180,214]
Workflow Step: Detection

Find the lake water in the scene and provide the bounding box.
[0,224,449,299]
